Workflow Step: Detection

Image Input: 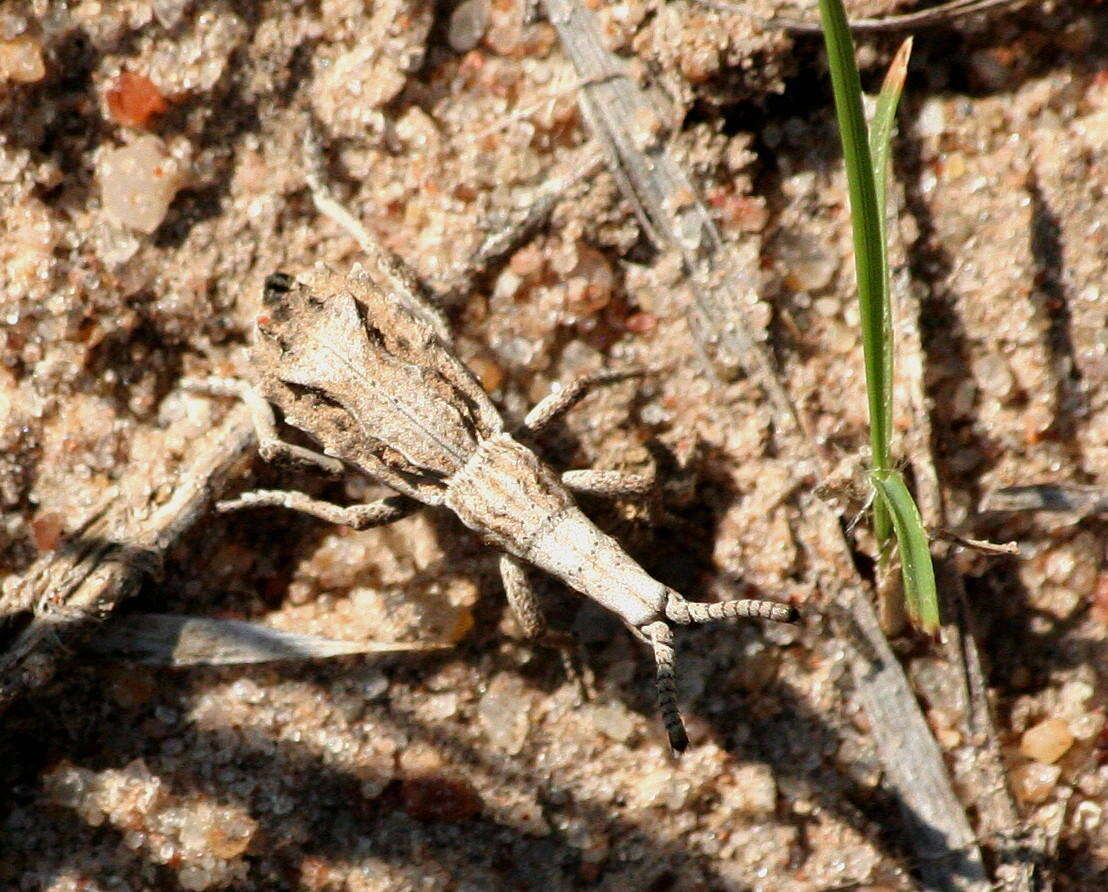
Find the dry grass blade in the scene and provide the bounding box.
[540,0,804,435]
[87,614,449,666]
[892,241,1036,892]
[886,111,1038,892]
[693,0,1032,34]
[980,483,1108,516]
[783,0,1031,33]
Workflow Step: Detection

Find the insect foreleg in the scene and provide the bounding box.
[182,377,344,476]
[519,369,648,437]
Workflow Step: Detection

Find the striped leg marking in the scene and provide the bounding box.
[642,620,688,752]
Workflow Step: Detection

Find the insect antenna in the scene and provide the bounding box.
[641,621,689,752]
[665,591,799,626]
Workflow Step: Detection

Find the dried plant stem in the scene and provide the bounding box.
[0,406,256,714]
[542,0,805,434]
[892,228,1034,888]
[693,0,1031,34]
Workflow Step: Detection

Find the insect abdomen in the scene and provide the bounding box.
[445,434,666,627]
[445,434,575,550]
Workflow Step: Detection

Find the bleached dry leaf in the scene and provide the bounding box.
[88,614,449,666]
[981,484,1108,517]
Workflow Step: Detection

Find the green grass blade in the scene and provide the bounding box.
[867,38,911,550]
[871,469,940,637]
[817,0,890,477]
[869,38,912,237]
[819,5,938,634]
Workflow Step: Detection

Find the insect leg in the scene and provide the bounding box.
[561,467,654,497]
[499,554,546,639]
[500,555,597,700]
[641,620,688,752]
[182,377,344,476]
[217,490,418,530]
[518,368,648,437]
[302,127,452,343]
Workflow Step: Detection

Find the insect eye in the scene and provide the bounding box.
[263,272,295,304]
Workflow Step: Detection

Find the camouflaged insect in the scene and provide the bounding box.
[190,265,798,752]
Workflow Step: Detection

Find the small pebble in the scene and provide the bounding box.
[1020,717,1075,764]
[448,0,490,53]
[638,769,694,811]
[98,135,185,234]
[1068,711,1105,742]
[915,97,947,138]
[1072,800,1102,835]
[106,71,169,128]
[153,0,192,29]
[400,758,482,823]
[509,243,545,278]
[422,692,459,721]
[1010,761,1062,804]
[483,0,531,56]
[1092,571,1108,624]
[0,35,45,83]
[778,230,838,292]
[588,702,636,743]
[561,243,614,314]
[721,763,778,816]
[478,672,531,753]
[30,511,64,551]
[972,354,1016,401]
[464,352,504,392]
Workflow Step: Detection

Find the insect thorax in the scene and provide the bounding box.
[255,271,503,493]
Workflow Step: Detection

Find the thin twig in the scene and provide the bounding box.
[892,194,1035,889]
[0,405,256,714]
[932,528,1020,555]
[692,0,1031,34]
[540,0,988,885]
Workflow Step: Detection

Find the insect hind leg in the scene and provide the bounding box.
[499,554,546,639]
[500,555,596,701]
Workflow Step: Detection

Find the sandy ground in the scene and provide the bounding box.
[0,0,1105,889]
